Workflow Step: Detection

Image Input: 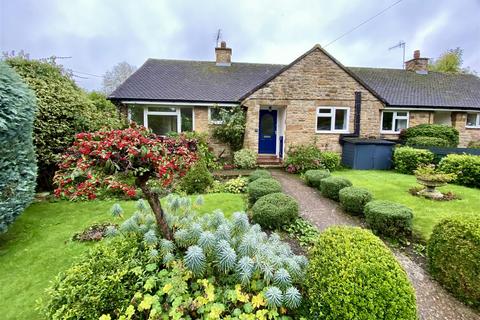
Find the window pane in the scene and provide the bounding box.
[318,108,331,114]
[396,111,408,117]
[181,108,193,132]
[467,114,478,126]
[382,112,393,131]
[130,106,144,126]
[317,116,332,131]
[148,106,176,113]
[260,113,274,137]
[334,109,347,130]
[148,115,177,135]
[395,118,408,131]
[210,107,229,122]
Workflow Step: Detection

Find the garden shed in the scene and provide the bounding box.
[341,138,395,170]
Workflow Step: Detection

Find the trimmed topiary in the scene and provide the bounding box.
[248,169,271,182]
[304,169,330,188]
[0,62,37,234]
[364,200,413,237]
[401,124,459,147]
[428,215,480,309]
[339,186,373,216]
[252,193,299,229]
[247,178,282,204]
[319,177,352,201]
[393,146,435,174]
[406,136,450,148]
[305,226,417,320]
[178,160,214,194]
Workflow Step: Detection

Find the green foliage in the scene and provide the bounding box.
[438,154,480,188]
[211,106,246,151]
[41,234,153,319]
[304,169,330,188]
[284,143,323,173]
[305,226,417,319]
[88,91,126,129]
[252,193,299,229]
[5,57,123,190]
[168,131,219,170]
[319,177,352,201]
[178,161,214,194]
[468,140,480,149]
[248,169,272,182]
[247,178,282,204]
[393,146,434,174]
[282,218,320,248]
[428,47,474,74]
[319,152,341,171]
[224,176,248,194]
[234,149,257,169]
[338,186,373,216]
[414,164,456,183]
[406,136,450,148]
[0,62,37,234]
[364,200,413,237]
[401,124,459,147]
[427,215,480,309]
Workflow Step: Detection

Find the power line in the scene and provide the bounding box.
[324,0,405,48]
[71,70,103,78]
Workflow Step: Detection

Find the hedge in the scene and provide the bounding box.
[401,124,459,147]
[406,136,450,148]
[438,154,480,188]
[393,146,434,174]
[304,169,330,188]
[427,215,480,309]
[251,193,299,229]
[247,178,282,204]
[178,160,214,194]
[319,177,352,201]
[364,200,413,237]
[305,226,417,319]
[248,169,271,182]
[339,187,373,216]
[0,62,37,234]
[319,152,341,171]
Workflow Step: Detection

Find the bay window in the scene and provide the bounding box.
[127,104,194,135]
[381,111,409,133]
[316,107,349,133]
[466,113,480,128]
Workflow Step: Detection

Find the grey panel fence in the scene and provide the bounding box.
[422,147,480,159]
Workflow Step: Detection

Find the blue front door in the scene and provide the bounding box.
[258,109,277,154]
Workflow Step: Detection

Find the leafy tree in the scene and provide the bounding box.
[0,62,37,233]
[5,57,124,190]
[211,106,246,151]
[429,47,476,74]
[102,61,137,95]
[88,91,127,128]
[54,126,198,239]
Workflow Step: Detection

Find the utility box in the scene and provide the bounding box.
[341,138,396,170]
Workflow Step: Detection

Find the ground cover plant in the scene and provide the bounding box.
[0,194,245,320]
[332,170,480,239]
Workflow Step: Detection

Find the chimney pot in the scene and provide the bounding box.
[405,49,428,73]
[413,50,420,59]
[220,41,226,48]
[215,41,232,66]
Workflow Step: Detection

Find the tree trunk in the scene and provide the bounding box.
[135,175,172,240]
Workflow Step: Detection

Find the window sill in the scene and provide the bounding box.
[315,130,350,134]
[466,126,480,129]
[209,121,224,125]
[380,131,401,135]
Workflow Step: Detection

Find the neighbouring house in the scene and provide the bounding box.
[109,42,480,162]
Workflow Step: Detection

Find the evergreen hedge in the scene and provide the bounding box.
[319,177,352,201]
[247,178,282,204]
[252,193,299,229]
[406,136,450,148]
[339,186,373,216]
[304,169,330,188]
[401,124,459,147]
[393,146,434,174]
[248,169,271,182]
[0,62,37,233]
[438,154,480,188]
[364,200,413,237]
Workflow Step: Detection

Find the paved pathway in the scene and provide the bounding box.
[271,170,479,320]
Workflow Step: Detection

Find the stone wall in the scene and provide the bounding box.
[194,106,231,157]
[452,112,480,147]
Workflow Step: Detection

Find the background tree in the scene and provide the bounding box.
[5,57,125,190]
[102,61,137,95]
[54,126,198,239]
[0,62,37,233]
[429,47,476,74]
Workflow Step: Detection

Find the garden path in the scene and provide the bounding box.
[270,170,479,320]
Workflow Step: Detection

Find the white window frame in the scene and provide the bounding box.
[466,113,480,128]
[208,106,230,124]
[315,107,350,133]
[380,110,409,134]
[127,105,195,134]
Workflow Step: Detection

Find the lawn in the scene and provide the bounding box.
[0,193,245,320]
[332,170,480,240]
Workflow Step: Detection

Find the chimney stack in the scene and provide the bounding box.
[215,41,232,66]
[405,50,429,73]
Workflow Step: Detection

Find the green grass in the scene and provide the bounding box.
[0,193,245,320]
[332,170,480,240]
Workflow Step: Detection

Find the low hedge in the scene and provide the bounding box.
[406,136,450,148]
[364,200,413,237]
[438,154,480,188]
[178,160,214,194]
[251,192,299,229]
[248,169,271,182]
[304,169,330,188]
[393,146,434,174]
[401,124,459,147]
[427,215,480,309]
[247,178,282,204]
[319,177,352,201]
[319,152,341,171]
[305,226,417,319]
[339,186,373,216]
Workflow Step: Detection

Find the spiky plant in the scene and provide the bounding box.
[214,223,231,242]
[174,229,194,248]
[136,199,148,212]
[273,268,292,290]
[104,225,118,237]
[119,217,139,233]
[198,231,216,254]
[232,212,249,236]
[265,286,283,308]
[283,287,302,309]
[216,241,237,273]
[163,252,175,265]
[184,245,206,277]
[143,229,158,246]
[236,256,254,286]
[238,234,258,257]
[110,203,124,218]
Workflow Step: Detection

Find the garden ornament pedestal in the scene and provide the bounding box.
[416,178,445,200]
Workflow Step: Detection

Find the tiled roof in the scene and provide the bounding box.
[109,59,284,103]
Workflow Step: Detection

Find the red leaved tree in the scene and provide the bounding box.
[54,125,198,239]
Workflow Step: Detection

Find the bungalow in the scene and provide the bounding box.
[109,42,480,161]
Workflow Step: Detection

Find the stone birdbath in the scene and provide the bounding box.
[414,165,456,200]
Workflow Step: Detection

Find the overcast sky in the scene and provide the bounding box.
[1,0,479,91]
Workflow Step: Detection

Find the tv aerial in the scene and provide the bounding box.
[389,41,406,69]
